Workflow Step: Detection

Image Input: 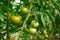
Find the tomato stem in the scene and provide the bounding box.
[17,0,34,40]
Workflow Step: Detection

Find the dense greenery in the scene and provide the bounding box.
[0,0,60,40]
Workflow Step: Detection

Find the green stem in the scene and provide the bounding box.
[6,13,10,40]
[17,0,33,40]
[6,0,10,40]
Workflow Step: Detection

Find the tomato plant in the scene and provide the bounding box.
[0,0,60,40]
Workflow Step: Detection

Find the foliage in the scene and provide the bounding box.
[0,0,60,40]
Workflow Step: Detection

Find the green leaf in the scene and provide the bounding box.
[41,14,46,27]
[48,12,55,20]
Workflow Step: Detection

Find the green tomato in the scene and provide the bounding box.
[43,30,47,35]
[11,15,22,24]
[29,28,37,34]
[39,35,45,40]
[45,34,48,38]
[31,20,39,28]
[21,7,29,14]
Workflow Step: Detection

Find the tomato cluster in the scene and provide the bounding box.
[10,7,28,24]
[10,6,49,40]
[10,7,49,40]
[28,20,39,34]
[10,7,40,35]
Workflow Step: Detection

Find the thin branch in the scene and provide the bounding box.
[17,0,34,40]
[6,13,10,40]
[6,0,10,40]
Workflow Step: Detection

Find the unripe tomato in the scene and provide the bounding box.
[43,30,47,35]
[29,28,37,34]
[21,7,29,14]
[31,20,39,28]
[39,36,45,40]
[11,15,22,24]
[45,34,48,38]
